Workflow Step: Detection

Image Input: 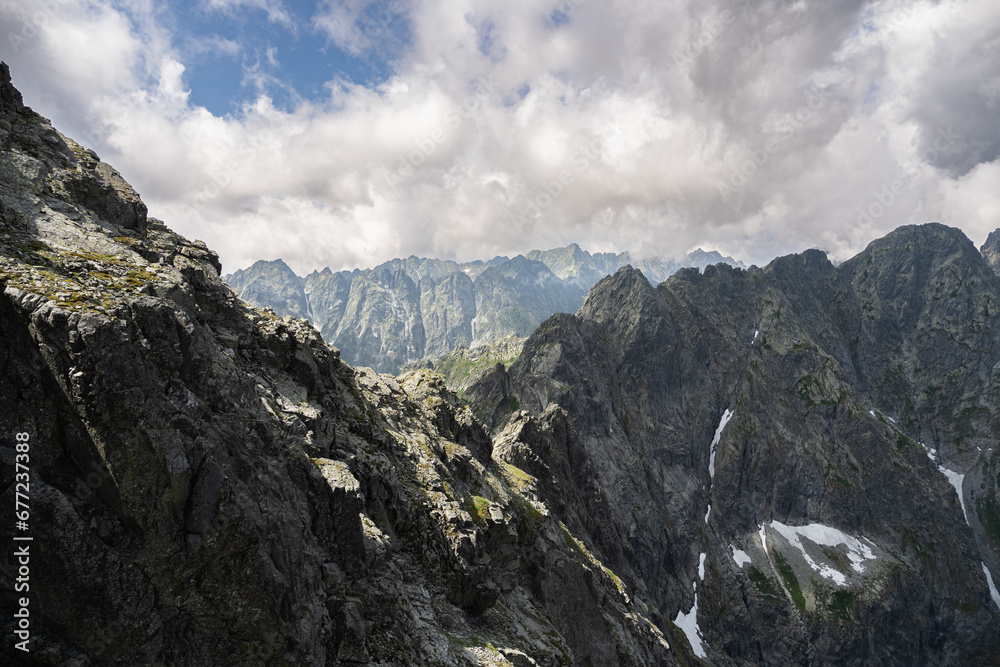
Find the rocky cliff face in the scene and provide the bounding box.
[0,63,675,666]
[228,258,311,320]
[227,245,742,375]
[472,257,586,344]
[332,267,427,375]
[420,271,478,359]
[303,267,353,341]
[469,225,1000,664]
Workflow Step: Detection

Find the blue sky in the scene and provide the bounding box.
[2,0,999,274]
[168,0,402,114]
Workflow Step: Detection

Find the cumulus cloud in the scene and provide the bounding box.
[1,0,998,273]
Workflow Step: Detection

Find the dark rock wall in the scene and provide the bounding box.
[474,225,1000,665]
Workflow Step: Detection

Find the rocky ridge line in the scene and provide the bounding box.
[225,245,742,375]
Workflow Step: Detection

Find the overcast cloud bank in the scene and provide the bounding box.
[2,0,998,274]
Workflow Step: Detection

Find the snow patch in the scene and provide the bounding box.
[984,563,1000,612]
[698,553,707,581]
[708,409,735,479]
[939,467,967,523]
[768,521,878,586]
[920,443,967,523]
[731,546,751,568]
[704,504,711,524]
[869,410,875,418]
[752,329,759,344]
[758,524,768,554]
[673,594,707,659]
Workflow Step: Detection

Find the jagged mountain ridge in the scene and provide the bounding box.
[225,243,743,375]
[0,63,676,666]
[467,223,1000,664]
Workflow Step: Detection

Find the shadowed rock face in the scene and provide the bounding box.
[0,64,675,666]
[472,224,1000,665]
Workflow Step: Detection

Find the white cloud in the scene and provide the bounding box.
[312,0,409,59]
[202,0,296,31]
[183,34,242,58]
[2,0,998,273]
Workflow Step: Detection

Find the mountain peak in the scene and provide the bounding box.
[579,264,655,323]
[1,61,25,117]
[868,222,975,254]
[227,242,745,372]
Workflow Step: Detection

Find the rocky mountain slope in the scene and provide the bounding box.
[468,224,1000,664]
[225,244,741,375]
[0,63,675,666]
[226,258,311,321]
[404,334,526,401]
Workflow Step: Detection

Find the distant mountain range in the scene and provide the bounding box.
[225,245,744,373]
